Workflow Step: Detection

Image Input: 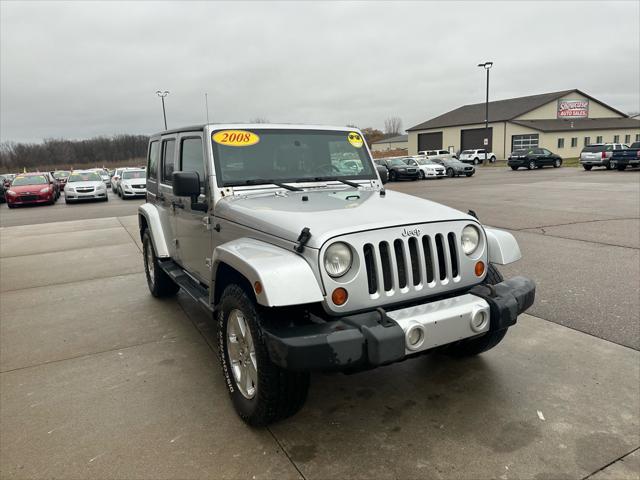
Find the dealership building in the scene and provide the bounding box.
[407,89,640,159]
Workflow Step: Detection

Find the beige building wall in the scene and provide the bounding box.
[538,128,640,158]
[517,92,623,120]
[371,141,408,152]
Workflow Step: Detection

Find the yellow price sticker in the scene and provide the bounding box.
[212,130,260,147]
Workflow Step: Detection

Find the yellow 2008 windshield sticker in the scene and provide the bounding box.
[348,132,363,148]
[212,130,260,147]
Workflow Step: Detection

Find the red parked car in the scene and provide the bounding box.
[5,173,57,208]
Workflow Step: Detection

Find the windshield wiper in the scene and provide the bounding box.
[311,177,361,188]
[242,179,302,191]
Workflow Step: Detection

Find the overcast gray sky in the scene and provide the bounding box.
[1,1,638,143]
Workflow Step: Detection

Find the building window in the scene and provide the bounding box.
[571,137,578,147]
[557,138,564,148]
[625,135,631,144]
[636,134,640,142]
[596,135,603,143]
[511,134,539,151]
[584,137,591,146]
[613,135,619,143]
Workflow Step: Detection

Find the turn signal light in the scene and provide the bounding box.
[331,287,348,306]
[253,281,263,295]
[475,261,485,277]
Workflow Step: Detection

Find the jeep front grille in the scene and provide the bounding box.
[363,233,460,296]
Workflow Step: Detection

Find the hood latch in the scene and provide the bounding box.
[294,227,312,253]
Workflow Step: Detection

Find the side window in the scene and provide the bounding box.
[161,139,176,184]
[180,137,206,184]
[148,141,159,180]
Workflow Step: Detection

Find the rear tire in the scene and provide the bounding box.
[527,160,536,170]
[490,156,496,163]
[389,171,397,182]
[473,158,479,165]
[606,161,614,170]
[617,164,627,171]
[510,166,518,171]
[583,165,592,171]
[446,264,508,357]
[142,230,179,298]
[217,284,310,426]
[446,168,454,178]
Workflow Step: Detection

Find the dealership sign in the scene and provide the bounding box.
[557,99,589,118]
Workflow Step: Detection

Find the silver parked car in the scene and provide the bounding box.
[139,124,535,426]
[64,170,108,203]
[580,143,628,171]
[431,157,476,177]
[118,169,147,198]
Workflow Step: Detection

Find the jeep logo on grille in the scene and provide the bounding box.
[401,227,421,238]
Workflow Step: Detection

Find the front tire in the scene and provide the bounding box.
[389,171,397,182]
[473,158,479,165]
[142,230,179,298]
[446,168,454,178]
[510,166,519,171]
[617,164,627,171]
[465,172,474,177]
[217,285,310,426]
[490,156,496,163]
[606,161,614,170]
[583,165,592,171]
[419,170,425,180]
[446,264,508,357]
[553,159,562,168]
[527,160,536,170]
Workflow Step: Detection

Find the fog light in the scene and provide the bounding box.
[470,309,488,332]
[405,324,425,351]
[331,288,348,306]
[475,261,485,277]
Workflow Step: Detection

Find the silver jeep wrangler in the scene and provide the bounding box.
[139,124,535,426]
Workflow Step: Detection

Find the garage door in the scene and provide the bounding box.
[418,132,443,151]
[461,127,492,151]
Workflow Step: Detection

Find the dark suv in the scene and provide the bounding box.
[508,148,562,170]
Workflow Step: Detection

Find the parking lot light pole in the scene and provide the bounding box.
[155,90,170,130]
[477,62,493,165]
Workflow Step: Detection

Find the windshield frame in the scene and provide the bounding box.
[122,170,146,180]
[211,128,377,188]
[11,175,48,186]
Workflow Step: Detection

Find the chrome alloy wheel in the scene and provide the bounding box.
[226,309,258,399]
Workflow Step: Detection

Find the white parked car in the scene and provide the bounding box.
[418,149,457,161]
[118,169,147,198]
[405,157,446,179]
[458,149,496,165]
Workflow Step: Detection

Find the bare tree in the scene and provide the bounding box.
[384,117,403,135]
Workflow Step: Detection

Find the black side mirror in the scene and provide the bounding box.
[173,171,200,197]
[173,171,208,212]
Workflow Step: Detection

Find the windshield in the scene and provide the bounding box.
[211,129,376,186]
[583,145,608,152]
[53,171,70,178]
[415,158,438,165]
[68,172,102,182]
[12,175,48,186]
[122,170,146,180]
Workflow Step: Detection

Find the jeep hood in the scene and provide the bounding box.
[216,188,474,249]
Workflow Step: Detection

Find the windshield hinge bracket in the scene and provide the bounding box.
[294,227,312,253]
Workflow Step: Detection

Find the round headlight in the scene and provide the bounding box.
[324,242,352,278]
[461,225,480,255]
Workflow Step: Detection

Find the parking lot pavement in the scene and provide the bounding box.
[390,167,640,350]
[1,215,639,479]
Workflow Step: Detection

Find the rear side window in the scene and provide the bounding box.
[147,141,159,180]
[583,145,605,153]
[161,139,176,184]
[180,137,205,183]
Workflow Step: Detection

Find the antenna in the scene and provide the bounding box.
[205,93,210,124]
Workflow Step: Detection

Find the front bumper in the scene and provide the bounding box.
[6,194,53,205]
[263,276,535,371]
[122,187,146,197]
[65,191,107,201]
